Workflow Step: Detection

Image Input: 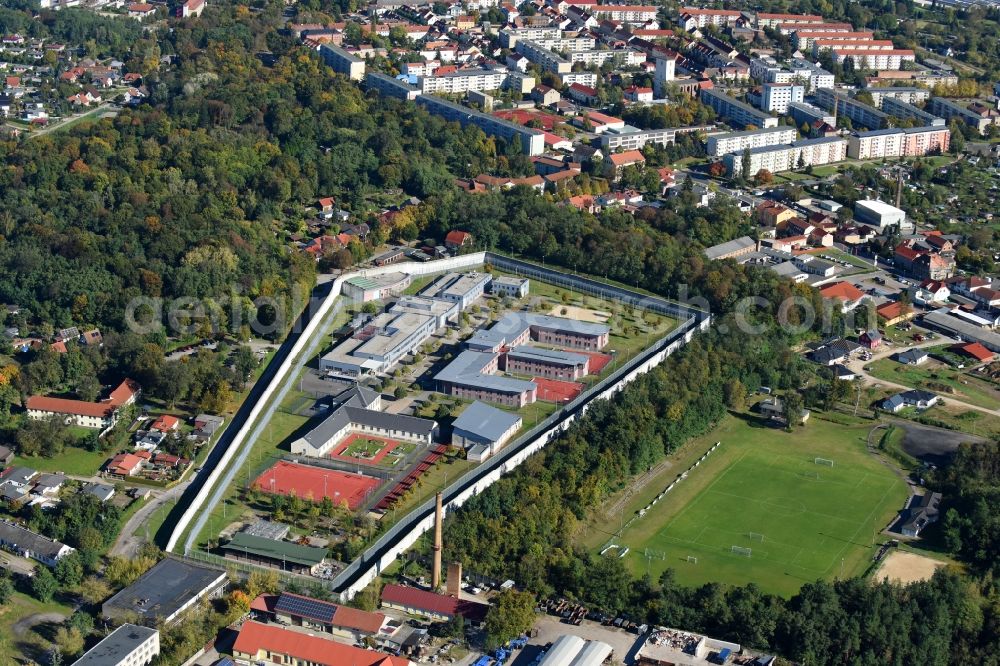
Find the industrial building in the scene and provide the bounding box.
[538,635,613,666]
[232,621,411,666]
[341,273,412,303]
[450,400,523,462]
[250,591,388,642]
[71,624,159,666]
[380,584,489,624]
[854,199,909,233]
[700,88,779,129]
[102,558,228,626]
[706,126,797,157]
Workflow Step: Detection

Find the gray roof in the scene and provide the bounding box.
[84,483,116,502]
[330,384,380,410]
[452,401,523,444]
[704,236,756,260]
[467,311,610,350]
[0,521,71,559]
[0,445,12,460]
[72,624,158,666]
[34,473,66,489]
[1,485,25,501]
[299,403,436,453]
[1,466,37,484]
[897,348,928,363]
[505,346,589,367]
[102,557,227,622]
[436,350,538,394]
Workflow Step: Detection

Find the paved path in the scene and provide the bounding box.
[110,480,191,557]
[12,612,67,637]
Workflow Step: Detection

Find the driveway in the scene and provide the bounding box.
[0,550,36,577]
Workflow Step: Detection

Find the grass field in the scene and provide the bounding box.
[614,414,908,597]
[867,358,1000,410]
[343,438,385,458]
[14,444,108,477]
[0,590,73,662]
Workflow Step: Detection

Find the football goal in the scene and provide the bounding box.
[748,532,765,543]
[731,545,752,558]
[686,556,698,564]
[814,457,835,467]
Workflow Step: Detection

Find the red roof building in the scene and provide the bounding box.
[150,414,180,432]
[381,583,489,623]
[106,453,144,477]
[445,230,472,249]
[819,281,865,309]
[25,379,140,430]
[233,622,408,666]
[955,342,994,364]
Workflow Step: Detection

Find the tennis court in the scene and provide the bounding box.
[533,376,584,402]
[254,460,381,509]
[581,351,613,374]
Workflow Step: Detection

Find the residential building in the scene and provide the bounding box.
[700,88,779,129]
[880,97,945,127]
[233,622,410,666]
[788,101,835,127]
[103,558,228,626]
[881,389,939,413]
[0,521,75,567]
[753,82,804,114]
[362,72,419,100]
[416,95,545,156]
[601,125,678,151]
[723,136,847,177]
[590,5,658,23]
[867,86,930,106]
[703,236,757,261]
[71,625,159,666]
[818,281,868,311]
[814,88,889,129]
[318,44,366,81]
[928,97,1000,133]
[832,49,915,70]
[676,7,742,29]
[706,126,797,157]
[605,150,646,179]
[25,379,140,431]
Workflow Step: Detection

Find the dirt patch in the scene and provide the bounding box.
[12,612,66,638]
[875,550,944,585]
[547,305,612,323]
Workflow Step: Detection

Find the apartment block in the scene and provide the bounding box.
[416,95,545,155]
[677,7,742,29]
[880,97,944,127]
[867,86,930,107]
[318,44,366,81]
[928,97,1000,133]
[832,49,915,70]
[792,30,874,50]
[590,5,658,23]
[362,72,419,101]
[707,126,798,157]
[701,88,779,129]
[723,136,847,177]
[815,87,890,129]
[788,101,835,127]
[754,82,805,114]
[419,68,507,94]
[601,125,678,151]
[847,126,950,159]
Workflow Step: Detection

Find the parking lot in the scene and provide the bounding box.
[508,615,645,666]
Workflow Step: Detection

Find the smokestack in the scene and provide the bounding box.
[447,561,463,598]
[432,492,443,591]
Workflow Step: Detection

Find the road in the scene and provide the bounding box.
[846,337,1000,418]
[110,480,192,557]
[0,550,37,576]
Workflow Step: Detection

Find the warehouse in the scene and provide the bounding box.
[341,273,412,303]
[102,558,228,626]
[854,199,909,233]
[538,635,613,666]
[380,584,489,624]
[450,401,523,461]
[222,533,328,574]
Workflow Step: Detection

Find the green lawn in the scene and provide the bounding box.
[342,438,386,459]
[14,445,108,477]
[0,590,74,662]
[614,414,907,597]
[866,358,1000,410]
[820,248,876,272]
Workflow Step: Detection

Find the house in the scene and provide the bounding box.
[150,414,180,432]
[623,85,654,102]
[756,396,810,425]
[896,348,928,365]
[81,329,103,346]
[605,150,646,180]
[881,389,938,413]
[179,0,205,17]
[831,363,856,381]
[900,492,942,537]
[193,413,224,440]
[317,197,335,218]
[33,473,66,496]
[106,453,145,477]
[819,281,867,312]
[532,84,560,106]
[444,230,473,250]
[0,466,37,489]
[0,521,75,567]
[567,82,598,104]
[0,445,12,466]
[954,342,994,364]
[859,329,882,349]
[127,2,156,18]
[25,378,140,431]
[807,338,861,366]
[84,483,116,502]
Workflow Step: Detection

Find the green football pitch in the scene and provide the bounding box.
[617,415,908,597]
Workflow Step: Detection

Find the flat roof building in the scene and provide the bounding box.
[854,199,910,233]
[70,624,159,666]
[102,558,228,626]
[467,311,610,352]
[706,126,797,157]
[342,273,412,303]
[701,88,779,129]
[416,94,545,156]
[419,271,492,310]
[222,533,328,575]
[318,44,365,81]
[489,276,529,298]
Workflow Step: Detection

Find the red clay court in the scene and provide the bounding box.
[329,433,401,466]
[254,461,380,510]
[533,376,584,402]
[581,351,613,374]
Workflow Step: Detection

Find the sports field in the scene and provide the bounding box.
[254,460,381,509]
[616,415,908,597]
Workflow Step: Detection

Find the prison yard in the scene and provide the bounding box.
[190,267,676,578]
[607,414,909,598]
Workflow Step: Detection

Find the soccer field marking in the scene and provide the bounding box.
[704,488,871,526]
[826,474,904,578]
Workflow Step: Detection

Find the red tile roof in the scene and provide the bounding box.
[381,584,489,622]
[445,230,471,246]
[955,342,993,363]
[819,281,864,303]
[107,453,144,476]
[150,414,180,431]
[608,150,645,166]
[26,379,139,419]
[876,301,909,320]
[233,622,407,666]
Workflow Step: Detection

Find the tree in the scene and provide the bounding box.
[754,169,774,186]
[0,574,13,605]
[53,627,85,659]
[740,148,752,182]
[31,566,58,603]
[708,161,727,178]
[232,346,257,389]
[484,589,535,650]
[54,552,83,588]
[783,392,805,429]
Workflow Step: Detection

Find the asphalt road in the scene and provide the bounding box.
[110,480,192,557]
[892,419,987,465]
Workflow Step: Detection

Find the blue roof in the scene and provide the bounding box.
[452,401,522,444]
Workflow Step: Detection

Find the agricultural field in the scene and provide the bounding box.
[612,414,908,597]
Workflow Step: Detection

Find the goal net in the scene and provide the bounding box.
[748,532,765,542]
[686,556,698,564]
[731,546,752,557]
[814,457,835,467]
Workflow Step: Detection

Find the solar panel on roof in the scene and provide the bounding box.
[275,593,338,623]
